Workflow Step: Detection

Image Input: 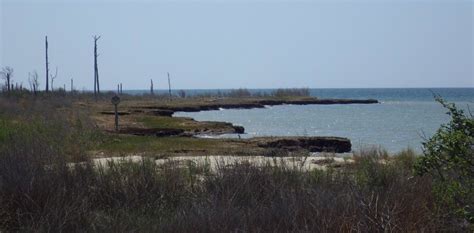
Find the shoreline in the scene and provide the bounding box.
[130,97,379,114]
[91,97,376,156]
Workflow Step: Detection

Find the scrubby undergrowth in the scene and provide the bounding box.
[0,95,472,232]
[0,143,455,232]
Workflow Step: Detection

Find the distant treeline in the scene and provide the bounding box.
[120,88,312,99]
[0,86,312,99]
[194,88,311,98]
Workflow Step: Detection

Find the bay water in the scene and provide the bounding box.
[172,88,473,153]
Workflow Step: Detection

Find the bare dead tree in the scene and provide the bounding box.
[1,66,13,93]
[117,84,120,94]
[93,35,101,98]
[167,72,172,100]
[28,71,39,95]
[150,79,154,95]
[120,83,122,94]
[45,36,49,92]
[50,67,58,91]
[178,90,186,98]
[70,78,74,92]
[33,73,39,94]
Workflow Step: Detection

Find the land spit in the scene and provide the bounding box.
[92,96,378,156]
[129,97,379,114]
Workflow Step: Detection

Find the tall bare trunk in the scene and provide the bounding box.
[167,72,172,100]
[150,79,154,95]
[6,73,10,92]
[94,36,101,96]
[45,36,49,92]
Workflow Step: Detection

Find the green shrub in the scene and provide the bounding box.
[415,96,474,224]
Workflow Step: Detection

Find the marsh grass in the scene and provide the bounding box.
[96,135,253,156]
[0,95,469,232]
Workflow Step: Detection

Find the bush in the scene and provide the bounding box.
[415,96,474,225]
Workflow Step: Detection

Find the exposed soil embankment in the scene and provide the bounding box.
[116,127,185,137]
[99,111,131,115]
[98,111,244,136]
[253,136,351,153]
[145,109,174,117]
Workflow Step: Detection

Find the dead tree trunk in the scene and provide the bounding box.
[29,71,39,95]
[70,78,73,92]
[93,36,101,98]
[167,72,172,100]
[150,79,154,95]
[45,36,49,93]
[120,83,122,94]
[6,73,11,92]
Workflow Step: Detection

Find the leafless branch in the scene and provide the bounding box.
[50,67,58,90]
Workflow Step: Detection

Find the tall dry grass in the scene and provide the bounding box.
[0,136,463,232]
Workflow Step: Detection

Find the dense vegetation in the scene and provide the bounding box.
[415,96,473,224]
[0,94,472,232]
[195,88,311,98]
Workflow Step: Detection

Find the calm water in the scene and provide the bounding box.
[173,88,473,153]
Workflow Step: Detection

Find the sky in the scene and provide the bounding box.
[1,0,473,90]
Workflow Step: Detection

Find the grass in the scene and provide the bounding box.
[139,116,192,129]
[112,94,316,111]
[0,131,464,232]
[98,135,221,153]
[0,93,471,232]
[139,115,239,132]
[96,134,262,156]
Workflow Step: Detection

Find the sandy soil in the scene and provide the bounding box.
[91,154,354,171]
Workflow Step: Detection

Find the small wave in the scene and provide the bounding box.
[195,134,220,139]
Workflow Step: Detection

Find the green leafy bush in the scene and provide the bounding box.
[415,96,474,224]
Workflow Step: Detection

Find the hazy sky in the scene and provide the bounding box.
[1,0,473,90]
